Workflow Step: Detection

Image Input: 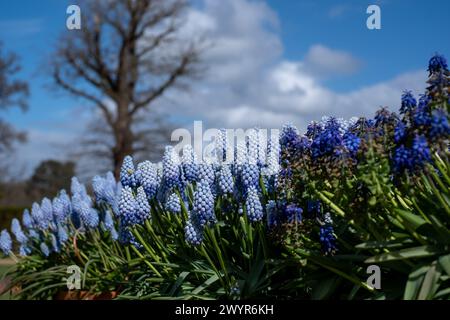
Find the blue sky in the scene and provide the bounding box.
[0,0,75,133]
[267,0,450,91]
[0,0,449,176]
[268,0,450,90]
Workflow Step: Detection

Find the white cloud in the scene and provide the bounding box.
[10,105,93,177]
[328,4,351,18]
[12,128,75,177]
[185,0,282,84]
[16,0,430,176]
[303,44,361,77]
[159,0,427,131]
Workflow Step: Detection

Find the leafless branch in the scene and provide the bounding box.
[49,0,203,177]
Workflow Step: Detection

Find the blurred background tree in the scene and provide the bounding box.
[0,43,29,228]
[72,110,176,180]
[50,0,203,178]
[0,159,75,230]
[0,42,28,181]
[26,160,75,202]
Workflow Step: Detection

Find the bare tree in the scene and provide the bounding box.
[51,0,203,178]
[0,43,28,181]
[0,43,28,154]
[70,109,177,180]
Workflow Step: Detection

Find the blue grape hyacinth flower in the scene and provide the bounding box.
[93,172,117,206]
[120,156,138,188]
[429,109,450,139]
[22,209,33,230]
[163,146,181,190]
[245,186,263,222]
[256,128,269,167]
[11,218,28,244]
[394,122,407,143]
[119,186,138,225]
[400,90,417,114]
[235,137,248,167]
[72,192,99,229]
[52,190,72,224]
[393,145,413,172]
[137,161,159,199]
[136,186,151,222]
[374,108,397,127]
[265,133,280,177]
[41,198,54,228]
[428,53,448,73]
[285,204,303,224]
[418,94,432,108]
[306,121,322,139]
[266,200,280,228]
[182,145,199,182]
[57,224,69,244]
[319,213,337,255]
[0,229,12,256]
[85,209,100,229]
[310,117,344,159]
[214,128,228,162]
[412,105,431,127]
[31,202,49,231]
[247,128,260,165]
[103,210,119,241]
[412,135,431,166]
[118,186,146,247]
[166,192,181,214]
[50,234,60,253]
[198,163,215,186]
[71,177,89,200]
[280,124,300,149]
[307,200,321,217]
[92,175,106,201]
[193,180,215,226]
[343,132,361,156]
[28,229,40,240]
[218,164,234,194]
[185,219,203,246]
[19,245,32,257]
[241,162,260,191]
[40,242,50,257]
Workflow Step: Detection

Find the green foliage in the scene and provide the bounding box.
[280,151,450,300]
[4,227,130,299]
[2,54,448,300]
[358,153,450,299]
[118,186,308,300]
[5,147,450,300]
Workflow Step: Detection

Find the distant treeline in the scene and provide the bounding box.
[0,160,75,229]
[0,206,24,231]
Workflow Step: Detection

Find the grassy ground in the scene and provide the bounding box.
[0,259,15,300]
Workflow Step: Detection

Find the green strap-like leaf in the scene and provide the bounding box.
[394,209,427,230]
[418,261,441,300]
[365,245,441,263]
[404,265,428,300]
[191,274,219,295]
[167,271,190,296]
[438,254,450,277]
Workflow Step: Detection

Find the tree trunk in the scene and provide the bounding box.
[112,102,134,179]
[112,129,134,179]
